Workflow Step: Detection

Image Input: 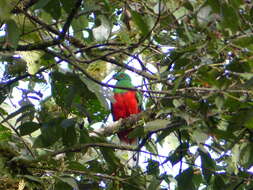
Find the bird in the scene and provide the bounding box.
[111,72,142,145]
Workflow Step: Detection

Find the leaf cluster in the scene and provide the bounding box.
[1,0,253,189]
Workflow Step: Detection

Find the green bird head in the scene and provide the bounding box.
[113,72,131,81]
[113,72,133,93]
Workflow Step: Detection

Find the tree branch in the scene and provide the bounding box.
[58,0,83,40]
[96,109,154,137]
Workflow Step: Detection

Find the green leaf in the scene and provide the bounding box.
[82,0,100,12]
[33,135,45,148]
[79,76,109,110]
[60,118,76,128]
[221,4,240,32]
[56,176,79,190]
[206,0,220,13]
[147,176,161,190]
[233,36,253,49]
[131,10,150,37]
[128,126,145,139]
[172,76,184,94]
[72,16,88,39]
[79,128,92,144]
[240,143,253,169]
[173,99,184,108]
[237,73,253,80]
[100,147,121,172]
[213,175,226,189]
[23,175,43,184]
[18,122,41,136]
[62,126,77,147]
[6,19,20,48]
[244,115,253,129]
[60,0,76,13]
[191,129,209,144]
[230,0,244,9]
[199,148,216,183]
[215,96,224,110]
[176,167,195,190]
[144,119,171,132]
[44,0,61,20]
[54,180,74,190]
[51,72,109,122]
[0,0,12,20]
[67,161,87,171]
[174,7,188,21]
[197,6,213,26]
[146,159,160,176]
[168,142,188,166]
[145,140,158,154]
[183,1,194,11]
[0,124,11,141]
[33,0,51,9]
[16,110,35,124]
[33,118,63,148]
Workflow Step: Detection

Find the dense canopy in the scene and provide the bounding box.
[1,0,253,189]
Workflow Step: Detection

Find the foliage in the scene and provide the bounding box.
[1,0,253,189]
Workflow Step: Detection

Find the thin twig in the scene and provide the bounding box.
[0,113,35,158]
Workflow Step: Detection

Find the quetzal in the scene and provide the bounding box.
[111,72,142,145]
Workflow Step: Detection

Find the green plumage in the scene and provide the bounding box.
[113,72,142,108]
[113,72,133,93]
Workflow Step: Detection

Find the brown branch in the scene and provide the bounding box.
[0,39,61,51]
[39,142,168,161]
[12,0,39,13]
[97,109,154,136]
[101,57,157,80]
[14,6,86,49]
[31,166,137,186]
[3,62,58,88]
[1,0,83,51]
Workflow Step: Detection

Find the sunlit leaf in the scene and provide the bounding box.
[240,142,253,169]
[0,124,11,141]
[144,119,171,132]
[191,129,209,144]
[92,16,111,41]
[72,16,88,39]
[197,6,213,25]
[6,19,20,48]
